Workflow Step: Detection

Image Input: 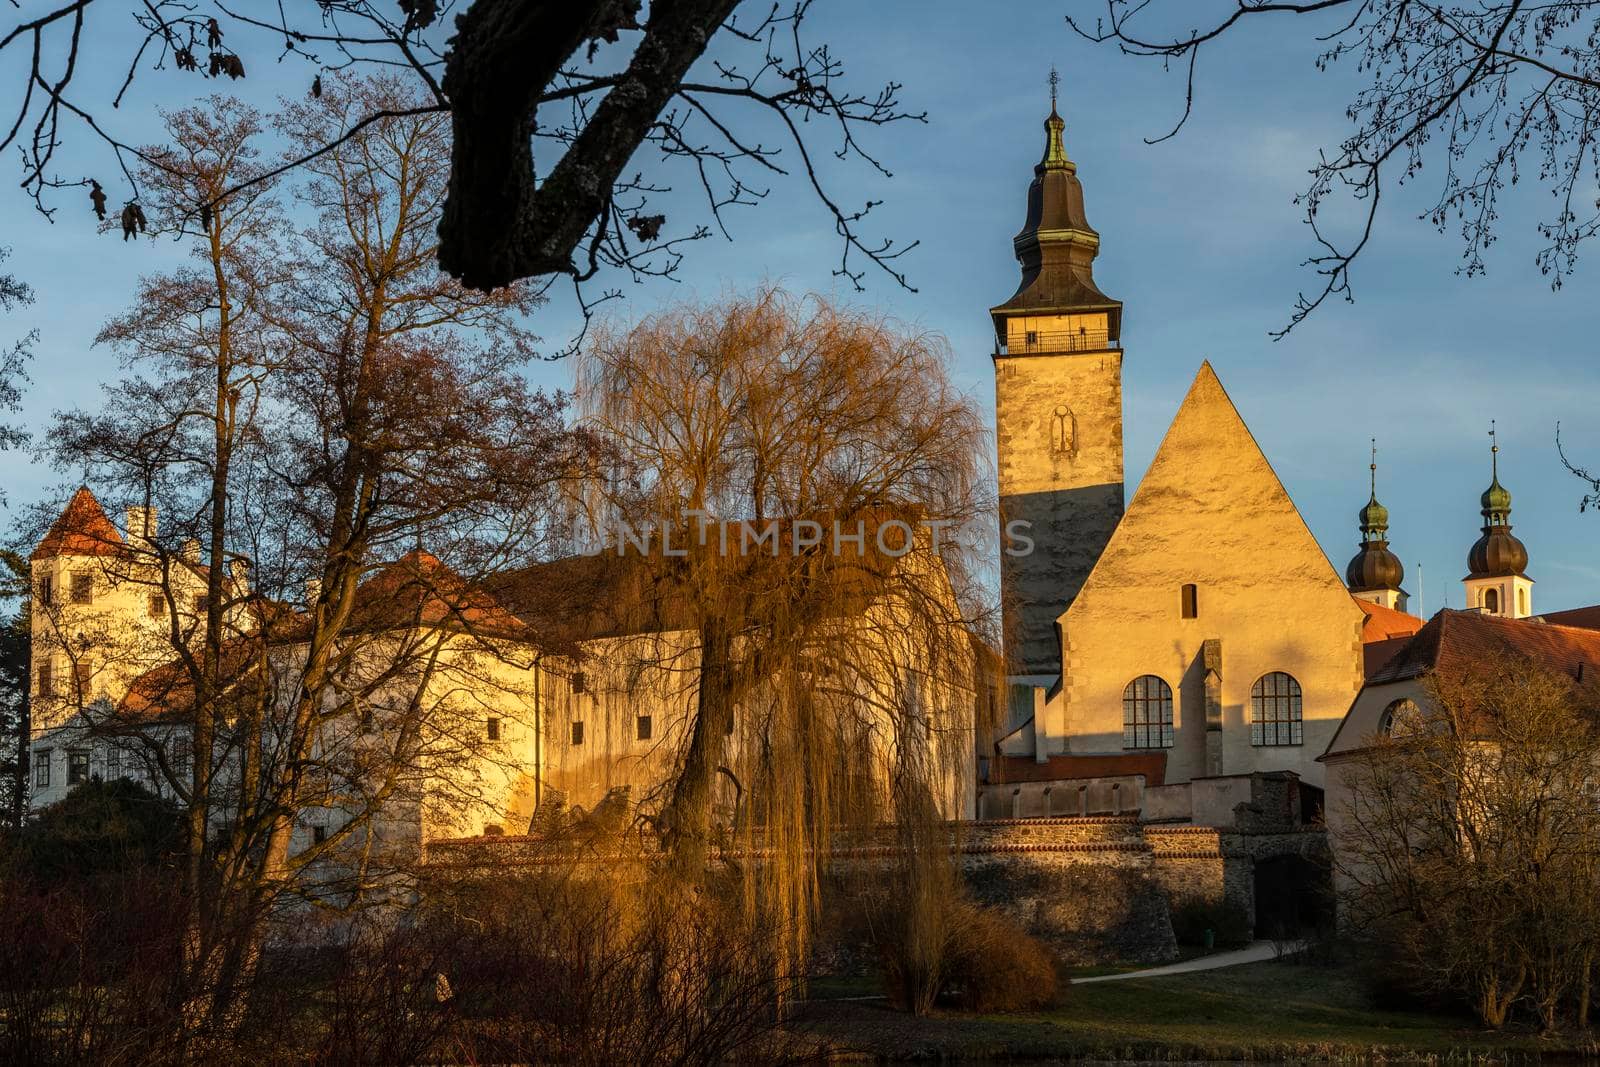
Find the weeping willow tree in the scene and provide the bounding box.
[576,288,992,971]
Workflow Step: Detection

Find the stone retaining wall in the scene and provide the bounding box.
[423,817,1328,964]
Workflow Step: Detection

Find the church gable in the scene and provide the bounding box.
[1047,362,1365,787]
[1065,362,1356,622]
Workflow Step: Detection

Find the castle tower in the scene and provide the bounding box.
[28,486,130,732]
[992,78,1124,680]
[1345,440,1408,612]
[1463,423,1533,618]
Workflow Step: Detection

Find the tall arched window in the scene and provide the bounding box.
[1123,675,1174,749]
[1378,698,1420,738]
[1251,672,1303,746]
[1484,588,1500,614]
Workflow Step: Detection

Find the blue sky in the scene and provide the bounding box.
[3,2,1598,614]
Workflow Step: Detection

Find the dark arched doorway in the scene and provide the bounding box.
[1252,854,1331,939]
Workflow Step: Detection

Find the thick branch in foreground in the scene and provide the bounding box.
[438,0,739,290]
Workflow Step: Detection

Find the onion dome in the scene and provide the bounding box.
[990,70,1122,343]
[1346,441,1405,592]
[1466,425,1529,578]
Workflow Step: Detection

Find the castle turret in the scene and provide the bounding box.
[1345,441,1408,611]
[1463,423,1532,618]
[992,74,1124,680]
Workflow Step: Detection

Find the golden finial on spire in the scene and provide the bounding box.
[1489,419,1499,480]
[1049,66,1060,113]
[1370,437,1378,496]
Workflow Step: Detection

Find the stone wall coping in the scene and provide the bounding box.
[421,836,1153,872]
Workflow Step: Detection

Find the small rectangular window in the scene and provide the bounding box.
[1025,330,1039,348]
[169,738,192,781]
[147,592,164,618]
[67,750,90,786]
[571,720,585,746]
[636,715,652,741]
[312,824,327,845]
[33,750,50,789]
[486,716,501,741]
[1180,583,1198,619]
[38,576,53,606]
[70,572,93,604]
[106,746,123,781]
[74,660,91,700]
[37,663,53,698]
[571,671,587,695]
[192,594,208,615]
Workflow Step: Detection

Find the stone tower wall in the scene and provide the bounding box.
[994,347,1124,677]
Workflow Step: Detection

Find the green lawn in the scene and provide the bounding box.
[799,958,1599,1061]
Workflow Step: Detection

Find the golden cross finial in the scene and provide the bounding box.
[1489,419,1499,479]
[1369,437,1377,496]
[1049,67,1060,111]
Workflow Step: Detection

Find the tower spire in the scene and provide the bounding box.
[989,74,1121,344]
[1466,420,1532,616]
[1347,437,1406,609]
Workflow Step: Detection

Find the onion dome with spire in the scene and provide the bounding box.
[1346,441,1405,593]
[1467,424,1529,578]
[989,69,1121,344]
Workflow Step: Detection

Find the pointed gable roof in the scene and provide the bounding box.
[31,486,126,562]
[1066,362,1360,625]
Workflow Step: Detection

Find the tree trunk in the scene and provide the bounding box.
[664,616,737,869]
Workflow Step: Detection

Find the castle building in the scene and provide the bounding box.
[24,492,977,850]
[980,92,1593,835]
[983,97,1390,821]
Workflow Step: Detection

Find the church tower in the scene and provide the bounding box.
[1463,424,1533,618]
[992,81,1124,680]
[1345,441,1408,611]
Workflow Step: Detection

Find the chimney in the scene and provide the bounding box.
[125,506,158,543]
[180,539,202,564]
[304,578,323,607]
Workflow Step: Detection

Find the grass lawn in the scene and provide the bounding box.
[799,957,1599,1061]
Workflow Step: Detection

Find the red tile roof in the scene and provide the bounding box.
[1367,608,1600,686]
[1352,595,1423,642]
[985,752,1167,787]
[339,550,529,639]
[1536,604,1600,631]
[31,486,126,562]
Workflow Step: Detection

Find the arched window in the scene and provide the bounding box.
[1250,672,1303,746]
[1378,698,1421,738]
[1518,588,1527,616]
[1122,675,1174,749]
[1484,588,1500,614]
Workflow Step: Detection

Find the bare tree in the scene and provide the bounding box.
[2,1,923,301]
[576,289,991,971]
[0,247,34,501]
[1334,657,1600,1030]
[1073,1,1600,336]
[38,76,594,1041]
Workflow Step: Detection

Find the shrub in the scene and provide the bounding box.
[942,903,1059,1013]
[1170,897,1251,947]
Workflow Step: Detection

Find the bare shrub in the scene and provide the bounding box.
[941,903,1059,1013]
[421,863,805,1066]
[0,870,187,1064]
[848,824,1057,1016]
[306,921,456,1067]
